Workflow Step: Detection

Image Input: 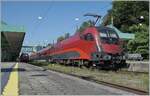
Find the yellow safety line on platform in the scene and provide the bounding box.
[2,63,19,96]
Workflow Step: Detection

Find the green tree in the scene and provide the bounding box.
[102,1,149,32]
[57,33,70,43]
[76,20,94,33]
[127,24,149,59]
[57,36,65,43]
[64,33,70,39]
[102,1,149,59]
[101,9,112,26]
[111,1,149,32]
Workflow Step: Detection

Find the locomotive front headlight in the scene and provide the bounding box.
[103,54,111,60]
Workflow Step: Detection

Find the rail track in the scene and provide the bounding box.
[44,67,149,95]
[91,79,149,95]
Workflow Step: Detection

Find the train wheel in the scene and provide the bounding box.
[83,61,90,69]
[112,64,119,71]
[78,60,83,68]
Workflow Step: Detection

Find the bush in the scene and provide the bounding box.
[29,61,49,66]
[127,24,149,59]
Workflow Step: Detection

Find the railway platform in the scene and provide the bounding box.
[1,62,136,95]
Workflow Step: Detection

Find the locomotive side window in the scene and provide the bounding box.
[84,33,94,41]
[100,32,107,38]
[97,27,119,44]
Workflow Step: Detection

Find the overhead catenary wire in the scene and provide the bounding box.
[33,2,53,32]
[29,1,54,45]
[29,1,111,45]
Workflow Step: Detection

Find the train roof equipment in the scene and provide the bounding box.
[84,13,101,26]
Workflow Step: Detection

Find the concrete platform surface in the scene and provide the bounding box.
[1,62,136,95]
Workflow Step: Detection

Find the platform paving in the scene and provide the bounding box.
[18,63,135,95]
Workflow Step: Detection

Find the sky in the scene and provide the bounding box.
[2,1,112,46]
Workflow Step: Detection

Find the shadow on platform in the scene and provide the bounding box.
[1,68,48,73]
[1,68,26,72]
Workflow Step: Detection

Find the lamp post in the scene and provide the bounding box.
[38,16,43,20]
[139,16,144,26]
[75,17,79,31]
[140,16,144,19]
[111,16,114,26]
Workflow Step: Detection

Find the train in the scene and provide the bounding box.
[21,14,128,70]
[19,53,29,62]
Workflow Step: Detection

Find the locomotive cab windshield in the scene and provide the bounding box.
[97,27,119,44]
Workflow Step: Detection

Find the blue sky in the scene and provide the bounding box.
[2,1,112,46]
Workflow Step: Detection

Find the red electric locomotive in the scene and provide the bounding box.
[30,14,127,70]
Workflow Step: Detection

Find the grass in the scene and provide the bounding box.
[30,62,149,92]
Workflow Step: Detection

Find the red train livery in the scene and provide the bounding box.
[30,26,127,69]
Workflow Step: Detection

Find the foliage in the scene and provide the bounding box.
[127,24,149,59]
[64,33,70,39]
[29,61,49,66]
[46,43,52,47]
[57,36,65,43]
[104,1,149,59]
[101,9,112,26]
[57,33,70,43]
[76,20,94,33]
[111,1,149,32]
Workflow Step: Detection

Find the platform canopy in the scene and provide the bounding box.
[107,24,135,40]
[1,21,26,61]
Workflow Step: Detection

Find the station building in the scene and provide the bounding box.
[20,45,45,55]
[1,21,26,61]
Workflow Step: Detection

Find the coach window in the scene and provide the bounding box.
[85,33,94,41]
